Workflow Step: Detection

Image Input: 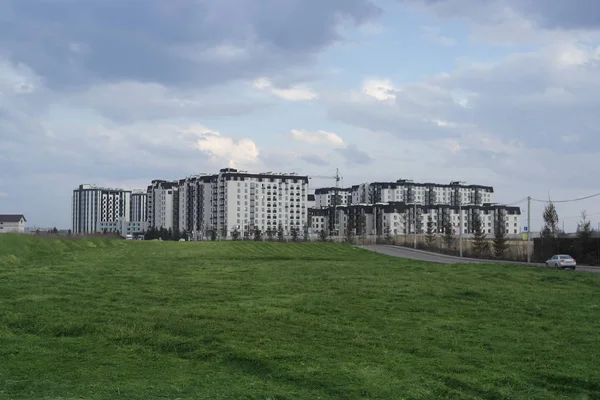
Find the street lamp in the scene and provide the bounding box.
[454,181,467,258]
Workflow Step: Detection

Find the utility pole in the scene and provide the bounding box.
[527,196,531,263]
[413,202,417,249]
[459,200,463,258]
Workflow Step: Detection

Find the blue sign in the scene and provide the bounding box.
[523,226,528,232]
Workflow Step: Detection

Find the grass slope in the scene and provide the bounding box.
[1,234,599,399]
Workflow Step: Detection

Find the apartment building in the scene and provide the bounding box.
[309,202,521,237]
[316,180,494,208]
[146,180,179,231]
[177,174,212,238]
[72,184,148,234]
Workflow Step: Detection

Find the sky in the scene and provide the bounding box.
[1,0,600,232]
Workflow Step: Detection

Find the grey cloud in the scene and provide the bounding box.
[1,0,381,90]
[336,144,374,165]
[410,0,600,30]
[300,154,330,166]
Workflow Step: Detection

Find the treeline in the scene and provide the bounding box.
[144,227,189,241]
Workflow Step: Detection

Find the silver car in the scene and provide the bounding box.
[545,254,577,270]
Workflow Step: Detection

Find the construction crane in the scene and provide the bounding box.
[308,168,343,189]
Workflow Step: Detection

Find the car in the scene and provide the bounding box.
[545,254,577,270]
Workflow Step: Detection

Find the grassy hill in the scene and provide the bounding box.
[1,234,599,399]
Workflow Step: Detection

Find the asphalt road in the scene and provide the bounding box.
[361,245,600,274]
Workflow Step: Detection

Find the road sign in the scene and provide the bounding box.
[523,226,528,232]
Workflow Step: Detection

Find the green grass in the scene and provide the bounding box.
[1,234,599,400]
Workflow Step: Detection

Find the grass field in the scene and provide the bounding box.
[1,234,599,400]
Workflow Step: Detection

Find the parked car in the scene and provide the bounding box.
[545,254,577,270]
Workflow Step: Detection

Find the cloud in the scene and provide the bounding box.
[253,78,318,101]
[335,144,374,165]
[362,78,396,101]
[290,129,346,147]
[299,154,330,166]
[327,40,600,188]
[0,0,381,90]
[194,126,260,169]
[421,26,457,46]
[0,192,8,197]
[407,0,600,44]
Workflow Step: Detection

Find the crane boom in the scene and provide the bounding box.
[308,168,342,188]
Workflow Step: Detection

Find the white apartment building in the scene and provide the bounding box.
[0,214,27,234]
[342,180,494,208]
[177,175,212,238]
[146,180,179,231]
[72,184,147,235]
[309,202,521,237]
[210,168,308,238]
[314,187,352,208]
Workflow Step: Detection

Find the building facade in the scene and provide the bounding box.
[146,180,179,231]
[72,184,147,235]
[309,202,521,237]
[0,214,27,234]
[316,180,495,208]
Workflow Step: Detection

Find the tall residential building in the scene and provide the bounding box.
[309,202,521,237]
[176,168,309,238]
[130,190,147,224]
[72,184,131,234]
[146,180,179,231]
[315,179,494,208]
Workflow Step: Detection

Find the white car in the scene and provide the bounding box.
[545,254,577,270]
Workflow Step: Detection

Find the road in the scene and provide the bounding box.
[360,245,600,274]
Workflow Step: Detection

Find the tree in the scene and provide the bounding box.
[443,219,455,249]
[67,229,72,236]
[542,201,559,239]
[303,225,309,242]
[577,210,593,241]
[243,225,251,241]
[277,223,285,242]
[172,228,181,241]
[471,211,490,258]
[290,226,299,242]
[357,215,367,241]
[232,227,241,240]
[52,227,58,234]
[181,230,189,241]
[265,227,274,241]
[492,220,509,259]
[167,228,173,241]
[344,216,356,244]
[425,216,436,248]
[319,229,328,242]
[384,223,393,244]
[253,227,262,241]
[210,229,217,241]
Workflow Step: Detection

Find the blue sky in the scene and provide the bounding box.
[1,0,600,231]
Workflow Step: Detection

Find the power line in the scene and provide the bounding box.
[531,191,600,203]
[504,197,529,206]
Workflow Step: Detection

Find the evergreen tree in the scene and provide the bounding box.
[384,223,393,244]
[319,229,328,242]
[67,229,72,236]
[443,219,455,249]
[471,212,490,258]
[253,227,262,241]
[167,228,173,241]
[492,219,509,259]
[210,229,217,241]
[344,216,356,244]
[425,215,436,248]
[266,227,274,241]
[243,225,251,240]
[181,230,189,241]
[302,225,309,242]
[542,201,559,239]
[277,223,285,242]
[172,228,181,241]
[577,210,593,241]
[290,226,299,242]
[232,227,241,240]
[358,215,367,240]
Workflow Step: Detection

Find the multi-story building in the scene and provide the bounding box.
[146,180,179,231]
[172,168,310,239]
[130,190,148,232]
[72,184,147,234]
[309,202,521,237]
[324,180,495,208]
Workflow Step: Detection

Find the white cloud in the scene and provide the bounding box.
[0,192,8,197]
[193,126,260,169]
[252,77,318,101]
[361,78,396,101]
[290,129,346,147]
